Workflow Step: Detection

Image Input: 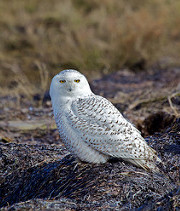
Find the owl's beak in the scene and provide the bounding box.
[67,82,74,92]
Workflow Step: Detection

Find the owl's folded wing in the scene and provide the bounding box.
[67,95,150,159]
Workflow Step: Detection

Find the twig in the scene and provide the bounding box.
[128,96,166,110]
[168,92,180,117]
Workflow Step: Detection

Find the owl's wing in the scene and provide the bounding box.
[67,95,152,160]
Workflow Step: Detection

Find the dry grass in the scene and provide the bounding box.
[0,0,180,101]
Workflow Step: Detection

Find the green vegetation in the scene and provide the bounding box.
[0,0,180,99]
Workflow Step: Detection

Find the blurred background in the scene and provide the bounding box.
[0,0,180,104]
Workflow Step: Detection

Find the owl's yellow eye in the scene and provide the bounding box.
[59,80,66,83]
[74,79,80,83]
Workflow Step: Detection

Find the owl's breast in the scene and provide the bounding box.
[54,112,76,153]
[55,112,69,137]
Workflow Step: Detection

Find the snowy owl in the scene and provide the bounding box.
[50,69,161,172]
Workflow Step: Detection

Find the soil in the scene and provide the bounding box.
[0,68,180,210]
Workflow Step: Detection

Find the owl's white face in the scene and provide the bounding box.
[50,69,92,103]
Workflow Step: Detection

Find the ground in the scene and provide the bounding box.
[0,68,180,210]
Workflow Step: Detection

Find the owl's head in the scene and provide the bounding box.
[50,69,92,102]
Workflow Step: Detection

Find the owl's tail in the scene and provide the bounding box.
[123,156,162,173]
